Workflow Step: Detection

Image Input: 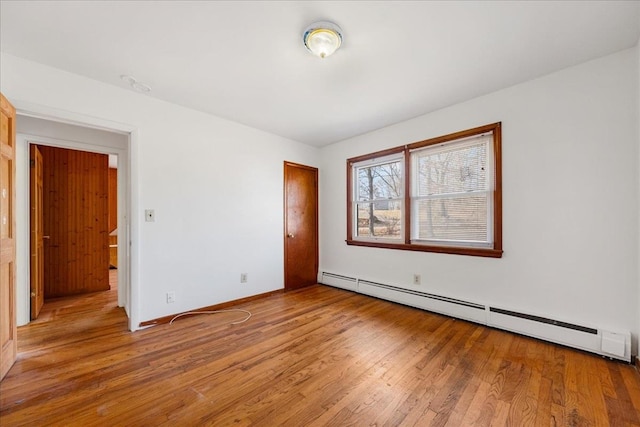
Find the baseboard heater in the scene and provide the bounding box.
[320,271,632,362]
[358,279,488,325]
[321,272,486,328]
[320,272,357,292]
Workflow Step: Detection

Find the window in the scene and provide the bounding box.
[353,153,404,241]
[347,123,502,258]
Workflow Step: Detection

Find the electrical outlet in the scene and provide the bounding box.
[240,273,248,283]
[413,274,421,285]
[166,291,176,303]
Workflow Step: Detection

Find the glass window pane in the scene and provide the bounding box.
[414,196,488,242]
[356,202,402,239]
[357,161,402,201]
[415,142,487,196]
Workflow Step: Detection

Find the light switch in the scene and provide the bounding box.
[145,209,155,222]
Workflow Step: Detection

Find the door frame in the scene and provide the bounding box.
[13,101,140,331]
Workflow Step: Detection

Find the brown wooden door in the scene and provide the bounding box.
[30,145,44,319]
[40,146,110,297]
[0,93,17,381]
[284,162,318,291]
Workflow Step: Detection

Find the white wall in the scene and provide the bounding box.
[1,53,319,326]
[320,48,639,351]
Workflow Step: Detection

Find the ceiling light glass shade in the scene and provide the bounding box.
[303,21,342,58]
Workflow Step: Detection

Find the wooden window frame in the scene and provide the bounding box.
[346,122,502,258]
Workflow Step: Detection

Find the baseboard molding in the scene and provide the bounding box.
[635,355,639,370]
[139,289,284,327]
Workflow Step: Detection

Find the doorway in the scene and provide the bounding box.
[16,114,133,329]
[283,161,318,291]
[30,145,113,316]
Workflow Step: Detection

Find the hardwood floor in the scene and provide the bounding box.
[1,275,639,426]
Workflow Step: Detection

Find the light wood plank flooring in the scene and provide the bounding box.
[1,273,639,426]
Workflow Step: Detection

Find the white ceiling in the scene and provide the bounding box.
[1,1,639,146]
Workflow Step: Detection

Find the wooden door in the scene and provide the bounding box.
[284,162,318,291]
[30,145,44,319]
[0,93,17,381]
[40,146,110,297]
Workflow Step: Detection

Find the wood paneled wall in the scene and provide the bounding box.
[40,146,110,297]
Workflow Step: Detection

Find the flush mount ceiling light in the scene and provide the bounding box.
[303,21,342,59]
